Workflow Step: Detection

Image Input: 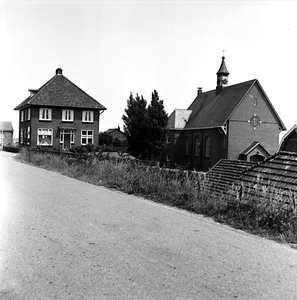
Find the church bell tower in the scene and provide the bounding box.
[216,55,229,94]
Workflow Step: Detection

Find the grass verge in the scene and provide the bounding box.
[16,148,297,246]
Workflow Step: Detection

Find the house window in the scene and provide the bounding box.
[166,135,171,144]
[21,110,24,122]
[39,108,52,121]
[195,137,200,157]
[205,136,211,158]
[185,136,189,156]
[27,108,31,121]
[82,111,94,123]
[20,129,23,144]
[37,128,53,146]
[27,126,31,145]
[81,130,93,145]
[60,129,75,144]
[24,128,27,144]
[62,109,74,122]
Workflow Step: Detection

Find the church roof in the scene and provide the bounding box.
[184,79,286,130]
[14,69,106,111]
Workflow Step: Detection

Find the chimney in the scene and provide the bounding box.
[197,87,203,96]
[28,89,39,97]
[56,68,62,75]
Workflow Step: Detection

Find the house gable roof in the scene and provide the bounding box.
[14,71,106,111]
[183,79,286,130]
[104,128,127,136]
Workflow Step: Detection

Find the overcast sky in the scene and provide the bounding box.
[1,0,296,139]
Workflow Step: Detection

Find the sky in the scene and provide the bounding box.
[1,0,297,140]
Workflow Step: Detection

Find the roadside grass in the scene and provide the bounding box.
[16,148,297,245]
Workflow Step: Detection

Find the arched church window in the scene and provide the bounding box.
[205,136,210,158]
[195,137,200,157]
[185,137,189,156]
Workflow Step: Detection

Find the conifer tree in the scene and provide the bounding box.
[147,90,168,159]
[122,93,148,158]
[122,90,168,160]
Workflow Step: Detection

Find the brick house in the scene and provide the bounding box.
[163,56,286,171]
[0,121,14,146]
[104,127,127,145]
[14,68,106,149]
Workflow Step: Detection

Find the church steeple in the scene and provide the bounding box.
[216,55,229,94]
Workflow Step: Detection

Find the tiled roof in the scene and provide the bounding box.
[14,72,106,110]
[185,80,256,128]
[0,121,13,132]
[205,152,297,199]
[184,79,286,130]
[205,159,256,195]
[239,151,297,196]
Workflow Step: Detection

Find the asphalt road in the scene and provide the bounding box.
[0,151,297,300]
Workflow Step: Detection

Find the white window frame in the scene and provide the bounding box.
[82,110,94,123]
[81,130,94,145]
[20,129,23,144]
[39,108,52,121]
[60,129,75,144]
[37,128,53,146]
[27,108,31,121]
[21,110,24,122]
[27,126,31,145]
[62,109,74,122]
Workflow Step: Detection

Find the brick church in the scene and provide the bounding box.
[163,56,286,171]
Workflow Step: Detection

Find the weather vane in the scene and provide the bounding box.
[223,49,226,57]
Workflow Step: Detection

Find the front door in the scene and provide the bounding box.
[64,133,71,150]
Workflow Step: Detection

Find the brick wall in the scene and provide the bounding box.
[228,84,280,159]
[20,106,100,148]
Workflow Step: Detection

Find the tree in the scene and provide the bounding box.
[122,90,168,160]
[147,90,168,159]
[122,93,149,158]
